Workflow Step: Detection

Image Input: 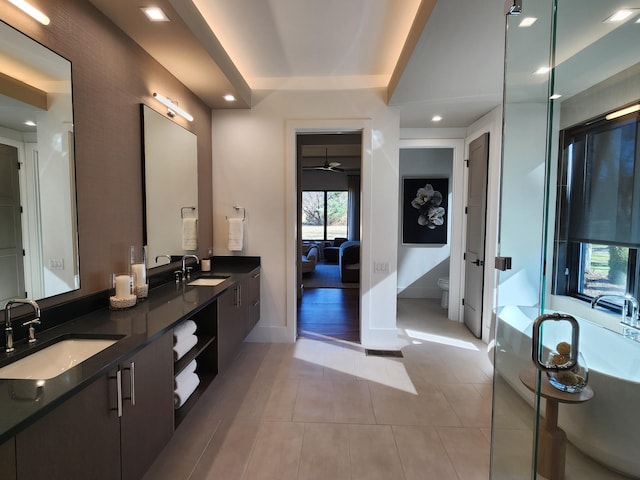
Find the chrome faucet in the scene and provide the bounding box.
[4,299,41,353]
[181,254,200,280]
[591,294,639,327]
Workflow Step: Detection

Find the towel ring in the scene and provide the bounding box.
[181,206,196,218]
[226,205,245,221]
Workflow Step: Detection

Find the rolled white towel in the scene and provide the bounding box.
[174,372,200,409]
[173,333,198,361]
[173,319,197,344]
[174,359,197,389]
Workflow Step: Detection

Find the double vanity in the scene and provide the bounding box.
[0,256,260,480]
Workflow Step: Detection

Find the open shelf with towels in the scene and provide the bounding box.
[173,301,218,428]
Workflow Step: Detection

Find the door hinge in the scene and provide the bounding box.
[16,162,21,170]
[464,159,469,167]
[20,206,23,213]
[463,252,466,260]
[22,249,25,256]
[465,206,468,214]
[462,298,465,306]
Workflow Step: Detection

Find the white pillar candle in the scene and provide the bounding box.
[131,263,146,287]
[115,274,131,298]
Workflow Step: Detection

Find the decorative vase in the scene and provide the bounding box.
[546,347,588,393]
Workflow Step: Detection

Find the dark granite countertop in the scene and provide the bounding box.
[0,257,260,443]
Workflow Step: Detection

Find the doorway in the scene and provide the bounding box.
[296,133,362,342]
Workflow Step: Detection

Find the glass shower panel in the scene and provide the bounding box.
[492,0,640,479]
[491,1,555,478]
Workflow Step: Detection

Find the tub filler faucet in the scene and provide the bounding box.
[4,298,41,353]
[591,294,639,328]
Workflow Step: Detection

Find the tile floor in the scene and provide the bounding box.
[143,298,628,480]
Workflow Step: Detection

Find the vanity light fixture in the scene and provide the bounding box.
[153,93,193,122]
[141,7,169,22]
[7,0,50,25]
[605,104,640,121]
[535,66,551,75]
[431,115,443,123]
[550,94,562,100]
[223,94,236,102]
[24,120,36,126]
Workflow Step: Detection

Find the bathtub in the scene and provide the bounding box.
[496,305,640,478]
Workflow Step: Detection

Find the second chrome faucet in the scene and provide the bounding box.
[591,293,639,328]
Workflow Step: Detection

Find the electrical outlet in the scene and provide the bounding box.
[49,258,64,270]
[374,261,389,273]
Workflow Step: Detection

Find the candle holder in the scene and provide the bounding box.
[109,273,137,310]
[130,245,149,299]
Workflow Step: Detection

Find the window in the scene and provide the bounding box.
[301,191,348,241]
[554,106,640,312]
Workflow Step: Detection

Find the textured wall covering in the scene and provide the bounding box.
[1,0,213,305]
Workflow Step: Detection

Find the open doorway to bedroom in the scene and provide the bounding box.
[296,132,362,342]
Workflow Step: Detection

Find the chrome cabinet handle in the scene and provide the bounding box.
[122,362,136,406]
[531,313,580,372]
[129,362,136,406]
[110,369,123,417]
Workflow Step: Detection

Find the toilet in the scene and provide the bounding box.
[437,277,449,309]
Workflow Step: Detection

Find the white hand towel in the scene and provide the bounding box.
[173,333,198,361]
[174,372,200,409]
[228,217,243,251]
[174,359,197,388]
[173,319,197,344]
[182,218,198,251]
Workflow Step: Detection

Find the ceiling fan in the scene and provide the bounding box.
[302,148,344,172]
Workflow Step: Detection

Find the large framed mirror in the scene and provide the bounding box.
[0,21,78,307]
[141,105,198,268]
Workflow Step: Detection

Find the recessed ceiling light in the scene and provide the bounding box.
[604,9,636,23]
[141,7,169,22]
[535,66,551,75]
[519,17,537,27]
[24,120,36,126]
[550,94,562,100]
[431,115,442,122]
[223,94,236,102]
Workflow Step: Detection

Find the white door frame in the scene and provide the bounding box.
[285,119,373,342]
[399,138,466,322]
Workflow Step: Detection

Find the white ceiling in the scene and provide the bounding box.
[86,0,506,128]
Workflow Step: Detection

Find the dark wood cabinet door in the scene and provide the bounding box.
[217,287,245,373]
[0,438,16,480]
[16,374,121,480]
[244,268,261,335]
[120,331,174,480]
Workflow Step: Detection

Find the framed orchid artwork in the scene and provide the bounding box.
[402,177,448,245]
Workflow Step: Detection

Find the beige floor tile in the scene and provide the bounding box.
[190,420,261,480]
[437,426,491,480]
[333,379,376,424]
[369,382,461,426]
[244,421,305,480]
[298,423,351,480]
[440,383,493,428]
[393,425,459,480]
[293,378,336,422]
[262,378,299,421]
[348,424,405,480]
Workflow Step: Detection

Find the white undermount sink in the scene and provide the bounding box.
[0,338,118,380]
[188,277,228,287]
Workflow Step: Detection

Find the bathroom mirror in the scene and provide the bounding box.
[141,105,198,268]
[0,21,78,307]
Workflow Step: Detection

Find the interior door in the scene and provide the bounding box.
[0,144,25,305]
[463,133,489,338]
